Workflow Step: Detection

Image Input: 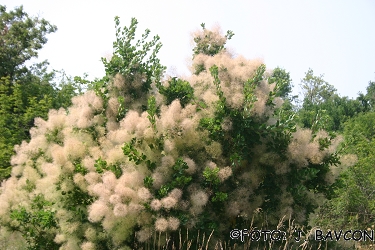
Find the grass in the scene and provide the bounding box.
[132,214,361,250]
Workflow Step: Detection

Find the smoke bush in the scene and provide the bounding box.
[0,17,353,249]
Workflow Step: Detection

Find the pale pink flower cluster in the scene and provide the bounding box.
[189,50,263,110]
[288,128,339,167]
[155,217,180,232]
[218,166,233,182]
[66,91,102,129]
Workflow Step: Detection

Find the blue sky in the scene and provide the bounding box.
[3,0,375,99]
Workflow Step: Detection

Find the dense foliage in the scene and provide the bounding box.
[297,69,369,132]
[0,5,82,180]
[0,14,356,249]
[296,70,375,249]
[313,112,375,230]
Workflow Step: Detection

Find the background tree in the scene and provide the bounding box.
[300,69,337,106]
[0,5,56,78]
[0,5,82,180]
[302,79,375,249]
[268,66,297,120]
[297,69,369,132]
[359,80,375,110]
[313,112,375,235]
